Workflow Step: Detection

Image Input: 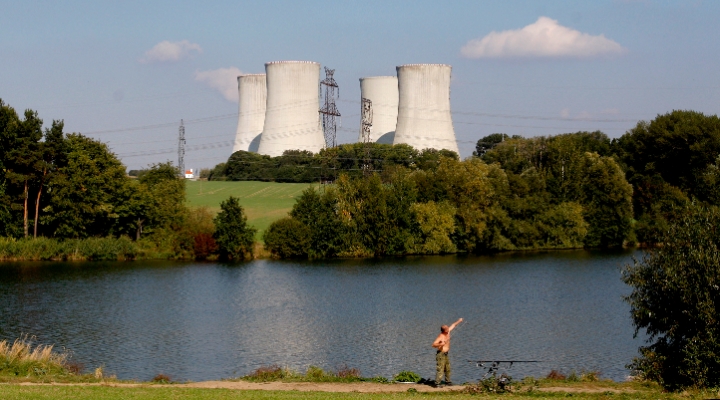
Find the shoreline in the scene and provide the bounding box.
[6,379,638,394]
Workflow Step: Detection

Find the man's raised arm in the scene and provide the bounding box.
[448,318,463,332]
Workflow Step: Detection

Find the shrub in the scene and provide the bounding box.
[546,370,566,380]
[335,364,360,379]
[193,233,217,260]
[263,217,310,258]
[623,204,720,390]
[305,365,327,380]
[152,373,171,383]
[244,365,288,381]
[393,370,421,383]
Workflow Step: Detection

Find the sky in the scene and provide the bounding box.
[1,0,719,171]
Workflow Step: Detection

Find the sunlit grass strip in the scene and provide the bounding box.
[0,337,69,378]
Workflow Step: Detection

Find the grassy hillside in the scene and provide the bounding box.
[185,180,317,239]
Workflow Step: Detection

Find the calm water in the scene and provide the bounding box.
[0,250,644,383]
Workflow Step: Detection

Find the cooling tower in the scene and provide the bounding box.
[232,74,266,153]
[393,64,459,154]
[358,76,398,144]
[257,61,325,157]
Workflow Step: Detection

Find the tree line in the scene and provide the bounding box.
[206,143,459,182]
[0,99,253,261]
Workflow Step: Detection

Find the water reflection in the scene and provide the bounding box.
[0,250,642,383]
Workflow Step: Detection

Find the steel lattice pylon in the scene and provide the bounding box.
[360,98,373,175]
[178,119,185,178]
[319,67,341,148]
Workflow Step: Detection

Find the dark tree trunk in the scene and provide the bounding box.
[23,180,29,238]
[34,169,46,238]
[136,218,144,241]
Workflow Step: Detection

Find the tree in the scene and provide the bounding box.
[613,110,720,203]
[33,120,65,237]
[407,201,457,254]
[580,153,634,247]
[41,134,128,238]
[213,196,256,260]
[290,187,345,258]
[622,204,720,389]
[2,109,43,237]
[139,162,187,234]
[474,133,509,157]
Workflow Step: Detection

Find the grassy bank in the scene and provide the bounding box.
[0,338,714,400]
[0,237,140,262]
[185,180,316,240]
[0,381,710,400]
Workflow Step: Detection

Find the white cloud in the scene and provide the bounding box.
[461,17,626,59]
[140,40,203,63]
[195,67,243,102]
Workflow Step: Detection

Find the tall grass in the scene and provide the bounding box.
[0,237,138,261]
[241,365,372,383]
[0,337,70,378]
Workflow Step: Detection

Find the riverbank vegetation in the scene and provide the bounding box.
[2,99,719,260]
[0,99,256,261]
[264,135,633,257]
[0,337,101,383]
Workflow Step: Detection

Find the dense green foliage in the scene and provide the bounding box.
[612,110,720,243]
[262,217,311,258]
[214,196,256,260]
[480,131,632,247]
[0,99,258,260]
[264,144,634,258]
[210,143,459,183]
[623,204,720,390]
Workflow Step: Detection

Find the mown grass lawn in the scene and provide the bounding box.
[185,180,317,240]
[0,383,703,400]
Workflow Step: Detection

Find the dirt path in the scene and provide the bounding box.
[12,381,636,394]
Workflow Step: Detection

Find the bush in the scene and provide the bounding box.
[193,233,217,260]
[546,370,566,380]
[244,365,288,382]
[623,203,720,390]
[213,196,256,261]
[393,370,421,383]
[263,217,310,258]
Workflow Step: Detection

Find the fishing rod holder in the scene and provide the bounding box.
[468,360,540,381]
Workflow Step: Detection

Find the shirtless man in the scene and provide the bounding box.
[431,318,463,387]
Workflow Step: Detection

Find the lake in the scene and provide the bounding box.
[0,250,644,383]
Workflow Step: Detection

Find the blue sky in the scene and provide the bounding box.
[2,0,719,170]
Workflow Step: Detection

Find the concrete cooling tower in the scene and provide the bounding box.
[393,64,459,154]
[358,76,398,144]
[232,74,266,153]
[257,61,325,157]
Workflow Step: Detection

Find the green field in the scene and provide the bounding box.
[185,181,317,240]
